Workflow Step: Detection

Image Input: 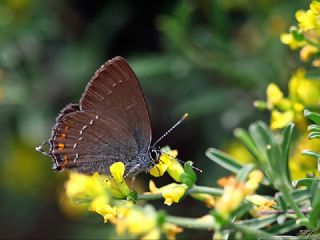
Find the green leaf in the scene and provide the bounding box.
[305,70,320,80]
[309,180,320,229]
[248,122,270,163]
[231,202,252,219]
[308,132,320,139]
[302,150,320,159]
[281,123,294,184]
[308,124,320,132]
[291,189,311,203]
[234,128,263,165]
[180,161,197,187]
[249,121,281,185]
[267,219,299,234]
[206,148,243,173]
[275,193,287,212]
[291,30,305,42]
[237,215,277,229]
[127,191,138,203]
[236,164,255,182]
[293,178,314,188]
[304,109,320,125]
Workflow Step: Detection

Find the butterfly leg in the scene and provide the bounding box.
[130,175,136,190]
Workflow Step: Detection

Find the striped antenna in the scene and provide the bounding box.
[151,113,189,148]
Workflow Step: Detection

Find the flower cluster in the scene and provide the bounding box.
[215,170,264,219]
[281,1,320,66]
[64,148,194,239]
[147,147,196,206]
[255,68,320,130]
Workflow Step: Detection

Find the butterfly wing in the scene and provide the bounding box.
[40,57,152,174]
[80,57,152,151]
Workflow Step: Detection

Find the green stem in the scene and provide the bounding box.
[231,223,276,240]
[167,215,276,239]
[137,193,162,201]
[166,215,214,229]
[137,185,222,201]
[281,186,305,219]
[188,185,223,196]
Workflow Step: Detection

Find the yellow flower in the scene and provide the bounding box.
[266,83,291,111]
[105,162,130,198]
[290,71,320,106]
[150,151,173,177]
[245,170,264,194]
[312,58,320,67]
[249,195,276,209]
[296,9,317,31]
[149,180,187,206]
[150,148,185,182]
[162,223,183,240]
[58,190,88,219]
[290,133,320,180]
[223,140,254,164]
[215,176,247,218]
[166,157,185,182]
[280,33,305,49]
[300,44,318,62]
[141,228,161,240]
[310,1,320,15]
[247,194,277,216]
[270,109,294,130]
[65,172,105,203]
[191,193,215,208]
[111,204,158,238]
[267,83,284,109]
[126,208,156,234]
[89,195,117,223]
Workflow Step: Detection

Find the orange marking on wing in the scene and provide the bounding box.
[57,143,65,150]
[60,133,67,138]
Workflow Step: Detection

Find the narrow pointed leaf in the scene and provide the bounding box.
[236,164,255,182]
[234,128,262,164]
[308,132,320,139]
[302,150,320,159]
[206,148,243,173]
[281,123,294,184]
[308,124,320,132]
[304,109,320,125]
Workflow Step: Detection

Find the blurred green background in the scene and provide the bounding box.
[0,0,307,239]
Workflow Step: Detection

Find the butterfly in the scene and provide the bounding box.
[36,57,160,176]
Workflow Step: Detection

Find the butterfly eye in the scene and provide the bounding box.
[150,148,159,162]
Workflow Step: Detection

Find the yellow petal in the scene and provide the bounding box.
[161,183,187,206]
[126,208,157,235]
[150,163,168,177]
[266,83,284,109]
[149,180,160,194]
[270,110,294,130]
[280,33,305,50]
[296,9,317,31]
[167,159,184,182]
[149,149,178,177]
[89,195,117,223]
[300,45,318,62]
[65,172,105,202]
[110,162,125,184]
[310,1,320,15]
[141,228,161,240]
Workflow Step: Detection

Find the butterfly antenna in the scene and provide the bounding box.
[152,113,189,148]
[157,150,203,173]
